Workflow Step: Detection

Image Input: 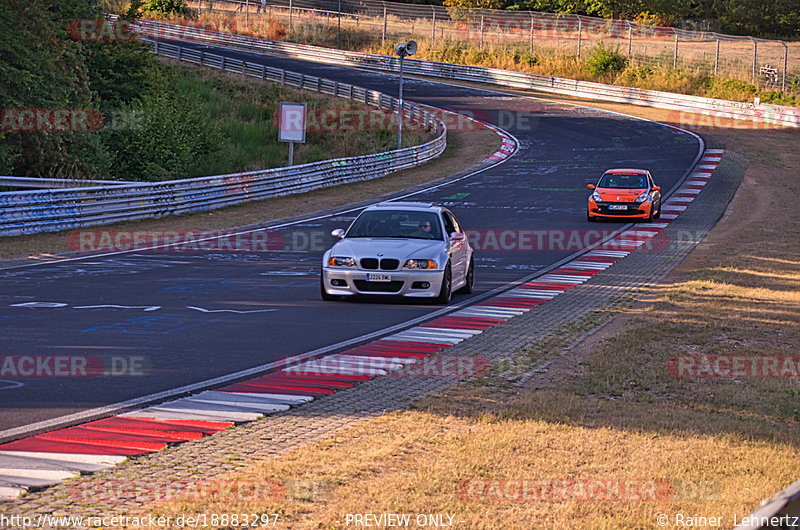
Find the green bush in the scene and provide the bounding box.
[143,0,187,16]
[586,42,627,77]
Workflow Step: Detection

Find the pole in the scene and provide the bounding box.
[627,22,632,57]
[337,0,341,46]
[577,17,582,59]
[673,31,678,69]
[714,37,719,76]
[431,8,436,48]
[288,141,294,166]
[529,14,534,55]
[782,42,788,92]
[289,0,293,32]
[382,3,387,46]
[480,14,484,51]
[752,39,757,84]
[245,0,249,25]
[397,55,404,150]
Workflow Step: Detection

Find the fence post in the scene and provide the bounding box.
[751,38,757,83]
[382,3,387,46]
[221,55,226,70]
[177,45,182,61]
[431,7,436,48]
[480,14,484,51]
[289,0,293,32]
[577,16,582,59]
[782,41,788,93]
[337,0,341,46]
[627,21,632,57]
[714,37,719,76]
[529,13,534,55]
[261,64,266,80]
[673,30,678,69]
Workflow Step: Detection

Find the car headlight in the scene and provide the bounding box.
[590,192,602,202]
[327,256,356,267]
[634,192,650,203]
[403,259,438,270]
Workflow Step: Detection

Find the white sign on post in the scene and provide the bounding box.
[279,102,307,166]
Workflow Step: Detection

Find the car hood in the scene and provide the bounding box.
[595,188,646,202]
[331,238,445,261]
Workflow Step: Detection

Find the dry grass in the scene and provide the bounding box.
[124,99,800,528]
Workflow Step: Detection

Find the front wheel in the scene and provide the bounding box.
[457,257,474,294]
[654,200,661,219]
[435,263,452,304]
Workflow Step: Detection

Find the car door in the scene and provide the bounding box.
[442,210,467,284]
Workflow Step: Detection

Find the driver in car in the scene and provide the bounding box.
[411,220,434,239]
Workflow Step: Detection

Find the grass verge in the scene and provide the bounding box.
[144,10,800,107]
[129,98,799,528]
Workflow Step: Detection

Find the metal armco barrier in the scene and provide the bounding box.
[132,18,800,128]
[0,41,446,237]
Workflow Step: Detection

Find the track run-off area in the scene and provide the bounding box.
[0,42,703,463]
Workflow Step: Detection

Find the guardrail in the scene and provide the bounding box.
[133,18,800,128]
[0,41,446,237]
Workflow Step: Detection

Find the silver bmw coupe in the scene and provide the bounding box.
[321,202,474,304]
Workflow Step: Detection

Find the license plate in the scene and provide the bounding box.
[366,273,391,282]
[608,204,627,210]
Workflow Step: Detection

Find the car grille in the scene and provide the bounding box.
[354,280,404,293]
[361,258,379,269]
[360,258,400,270]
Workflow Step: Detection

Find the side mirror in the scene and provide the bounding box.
[450,232,465,241]
[652,186,660,191]
[331,228,345,238]
[587,184,596,190]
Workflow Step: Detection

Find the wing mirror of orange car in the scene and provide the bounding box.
[450,232,465,241]
[652,186,660,191]
[587,184,596,190]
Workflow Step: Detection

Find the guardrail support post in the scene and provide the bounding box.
[334,81,338,97]
[299,73,304,88]
[262,64,266,80]
[221,55,226,70]
[177,45,182,61]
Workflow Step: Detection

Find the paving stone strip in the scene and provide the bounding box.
[0,151,747,523]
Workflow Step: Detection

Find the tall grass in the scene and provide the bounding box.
[165,63,434,179]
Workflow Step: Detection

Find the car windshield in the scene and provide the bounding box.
[346,210,443,240]
[598,173,647,189]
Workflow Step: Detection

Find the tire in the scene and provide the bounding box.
[435,263,452,304]
[320,274,338,301]
[654,200,661,219]
[587,210,596,222]
[457,257,474,294]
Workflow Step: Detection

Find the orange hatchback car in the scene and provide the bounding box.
[587,169,662,222]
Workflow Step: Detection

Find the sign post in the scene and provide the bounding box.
[278,102,307,166]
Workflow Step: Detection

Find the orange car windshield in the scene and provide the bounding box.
[599,174,647,189]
